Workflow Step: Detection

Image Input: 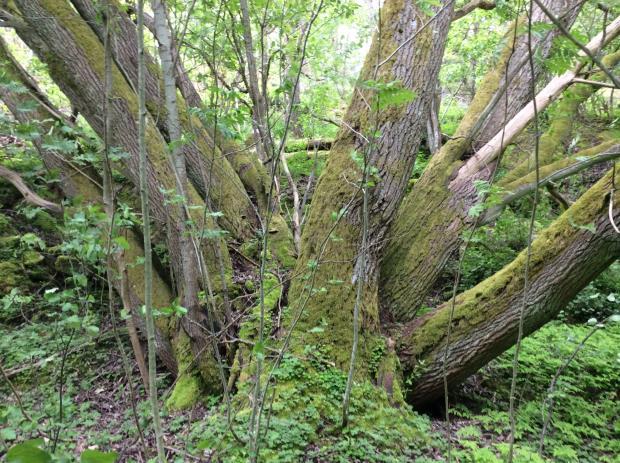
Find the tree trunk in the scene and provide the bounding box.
[398,168,620,405]
[280,0,454,375]
[10,0,231,390]
[0,36,178,374]
[380,0,587,321]
[69,0,295,265]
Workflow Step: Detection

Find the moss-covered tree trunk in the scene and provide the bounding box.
[9,0,235,391]
[398,168,620,404]
[280,0,454,377]
[380,0,586,321]
[0,36,179,373]
[69,0,261,241]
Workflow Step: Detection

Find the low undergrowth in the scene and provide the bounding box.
[451,321,620,463]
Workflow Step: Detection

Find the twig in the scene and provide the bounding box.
[532,0,620,88]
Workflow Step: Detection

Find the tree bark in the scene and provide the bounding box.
[9,0,232,389]
[282,0,454,373]
[68,0,295,266]
[0,36,178,374]
[398,167,620,405]
[69,0,260,242]
[380,0,588,322]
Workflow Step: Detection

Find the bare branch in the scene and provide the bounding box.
[482,143,620,224]
[453,0,496,21]
[0,165,62,213]
[572,77,619,88]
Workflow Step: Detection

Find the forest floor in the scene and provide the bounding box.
[2,312,618,462]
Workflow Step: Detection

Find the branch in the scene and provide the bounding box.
[546,183,571,210]
[398,168,620,406]
[453,0,496,21]
[454,14,620,181]
[283,138,333,153]
[482,142,620,223]
[0,165,62,213]
[532,0,620,89]
[571,77,619,89]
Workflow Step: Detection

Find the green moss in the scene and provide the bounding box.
[168,331,204,410]
[0,213,14,235]
[239,272,281,341]
[402,168,618,366]
[166,373,202,411]
[0,235,20,260]
[31,210,58,232]
[0,261,26,293]
[196,356,433,462]
[267,215,297,269]
[22,250,44,267]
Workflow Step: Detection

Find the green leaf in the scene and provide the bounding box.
[113,236,130,251]
[253,341,265,359]
[606,293,617,302]
[80,450,118,463]
[6,443,52,463]
[66,315,82,329]
[86,325,100,336]
[0,427,16,440]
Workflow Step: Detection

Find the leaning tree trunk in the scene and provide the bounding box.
[69,0,259,241]
[398,167,620,405]
[69,0,295,266]
[0,35,178,374]
[8,0,235,392]
[380,0,589,321]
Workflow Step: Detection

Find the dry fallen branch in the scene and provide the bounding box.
[0,165,62,214]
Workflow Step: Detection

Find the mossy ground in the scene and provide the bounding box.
[6,312,615,462]
[193,354,435,463]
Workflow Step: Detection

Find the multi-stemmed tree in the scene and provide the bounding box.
[0,0,618,457]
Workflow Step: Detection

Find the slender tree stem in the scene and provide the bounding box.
[508,2,541,460]
[138,1,167,461]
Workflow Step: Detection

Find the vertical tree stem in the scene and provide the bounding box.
[138,1,167,461]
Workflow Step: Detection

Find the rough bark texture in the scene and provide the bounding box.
[398,168,620,405]
[11,0,230,388]
[69,0,296,268]
[0,37,178,373]
[380,0,582,322]
[283,0,454,372]
[69,0,259,242]
[484,140,620,223]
